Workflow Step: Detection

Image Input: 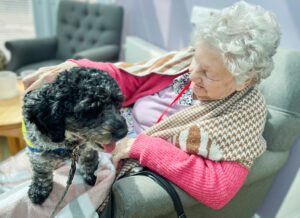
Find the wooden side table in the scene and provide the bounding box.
[0,80,25,155]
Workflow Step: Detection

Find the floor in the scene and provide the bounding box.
[0,136,11,161]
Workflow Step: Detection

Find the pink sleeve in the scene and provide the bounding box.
[129,134,249,210]
[68,59,178,106]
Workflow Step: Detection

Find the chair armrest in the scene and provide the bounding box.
[244,150,289,186]
[73,45,120,62]
[5,37,57,71]
[109,150,289,218]
[111,175,198,218]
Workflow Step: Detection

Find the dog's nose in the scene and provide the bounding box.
[111,117,128,140]
[112,126,128,140]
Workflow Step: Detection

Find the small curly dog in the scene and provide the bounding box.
[22,67,128,204]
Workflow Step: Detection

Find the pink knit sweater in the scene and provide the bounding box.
[70,59,249,209]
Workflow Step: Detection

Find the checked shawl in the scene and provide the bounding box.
[115,47,267,169]
[144,85,267,169]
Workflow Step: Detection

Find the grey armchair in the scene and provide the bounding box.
[100,48,300,218]
[5,0,123,74]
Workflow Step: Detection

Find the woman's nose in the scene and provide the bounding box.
[189,70,199,81]
[190,74,204,87]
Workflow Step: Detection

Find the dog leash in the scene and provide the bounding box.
[50,145,80,218]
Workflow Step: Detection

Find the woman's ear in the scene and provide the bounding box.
[236,77,254,91]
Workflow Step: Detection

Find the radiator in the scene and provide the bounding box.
[124,36,167,63]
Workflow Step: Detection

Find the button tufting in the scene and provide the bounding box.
[75,21,80,28]
[99,25,105,31]
[87,24,92,30]
[61,18,66,24]
[65,34,72,40]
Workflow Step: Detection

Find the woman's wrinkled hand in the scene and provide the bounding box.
[111,137,135,168]
[23,61,78,93]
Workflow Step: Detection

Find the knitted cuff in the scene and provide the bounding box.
[129,133,149,160]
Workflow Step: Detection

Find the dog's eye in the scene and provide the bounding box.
[112,93,124,104]
[116,103,122,110]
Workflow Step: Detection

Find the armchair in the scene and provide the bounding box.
[5,0,123,74]
[100,48,300,218]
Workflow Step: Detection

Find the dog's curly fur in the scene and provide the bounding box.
[23,67,128,204]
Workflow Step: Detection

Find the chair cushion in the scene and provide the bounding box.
[16,59,64,74]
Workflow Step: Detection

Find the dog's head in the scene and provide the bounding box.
[23,67,128,148]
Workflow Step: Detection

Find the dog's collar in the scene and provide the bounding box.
[22,118,72,155]
[26,145,72,155]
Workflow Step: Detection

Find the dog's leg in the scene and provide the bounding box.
[28,156,57,204]
[79,145,99,186]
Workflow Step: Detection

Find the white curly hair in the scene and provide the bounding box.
[191,1,281,84]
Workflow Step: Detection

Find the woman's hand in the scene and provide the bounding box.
[111,137,135,168]
[23,61,78,93]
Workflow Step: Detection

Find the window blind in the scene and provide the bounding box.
[0,0,35,60]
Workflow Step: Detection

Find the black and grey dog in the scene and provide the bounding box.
[23,67,128,204]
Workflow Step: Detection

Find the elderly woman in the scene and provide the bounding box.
[23,1,280,210]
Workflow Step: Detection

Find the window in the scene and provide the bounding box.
[0,0,35,60]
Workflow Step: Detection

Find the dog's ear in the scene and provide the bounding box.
[23,90,66,143]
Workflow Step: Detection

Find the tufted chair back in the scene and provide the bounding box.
[55,0,123,60]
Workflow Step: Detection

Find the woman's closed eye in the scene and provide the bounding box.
[201,71,220,81]
[207,75,220,81]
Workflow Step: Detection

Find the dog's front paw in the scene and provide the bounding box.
[28,183,53,204]
[83,174,97,186]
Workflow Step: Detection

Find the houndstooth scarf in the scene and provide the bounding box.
[115,47,267,169]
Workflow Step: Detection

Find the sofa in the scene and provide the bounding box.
[100,48,300,218]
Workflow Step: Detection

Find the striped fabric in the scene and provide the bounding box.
[115,47,194,76]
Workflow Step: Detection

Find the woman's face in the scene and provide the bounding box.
[189,42,245,101]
